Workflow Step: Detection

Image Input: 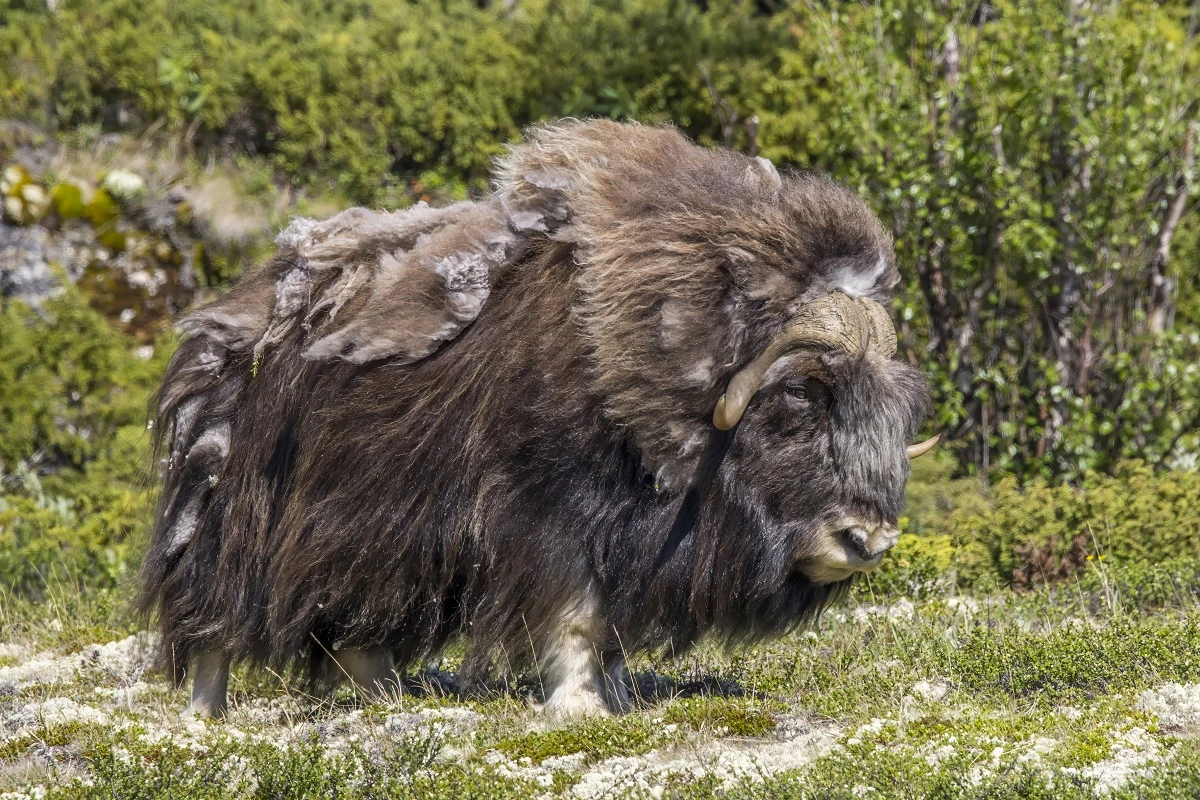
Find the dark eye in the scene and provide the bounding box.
[783,378,830,410]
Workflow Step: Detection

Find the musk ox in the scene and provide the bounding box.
[138,119,936,718]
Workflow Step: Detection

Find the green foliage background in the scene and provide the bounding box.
[0,283,168,591]
[1,0,1199,597]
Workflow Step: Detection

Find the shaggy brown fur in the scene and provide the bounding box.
[138,120,930,705]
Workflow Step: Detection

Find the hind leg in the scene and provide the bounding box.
[182,651,230,719]
[603,654,633,713]
[333,647,400,700]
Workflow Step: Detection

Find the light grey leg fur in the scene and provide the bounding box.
[540,587,613,717]
[183,651,230,719]
[334,647,400,699]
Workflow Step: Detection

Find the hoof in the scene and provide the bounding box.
[181,698,227,720]
[540,686,612,719]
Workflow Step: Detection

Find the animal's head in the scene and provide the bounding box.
[710,292,934,585]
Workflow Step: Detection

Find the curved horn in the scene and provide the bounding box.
[713,293,897,430]
[906,434,940,460]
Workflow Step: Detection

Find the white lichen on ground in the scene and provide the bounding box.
[5,593,1200,798]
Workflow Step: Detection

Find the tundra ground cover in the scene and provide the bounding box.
[4,568,1200,798]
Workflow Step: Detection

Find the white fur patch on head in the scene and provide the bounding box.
[685,357,715,386]
[834,252,888,298]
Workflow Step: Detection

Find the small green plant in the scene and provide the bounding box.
[949,616,1200,701]
[869,456,1200,597]
[661,697,777,738]
[489,714,665,765]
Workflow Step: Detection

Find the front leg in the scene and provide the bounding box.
[539,588,616,717]
[182,651,230,719]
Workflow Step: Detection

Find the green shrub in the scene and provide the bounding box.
[0,0,778,205]
[1074,556,1200,610]
[4,0,1200,607]
[962,462,1200,586]
[0,439,154,592]
[5,0,1199,480]
[753,0,1200,479]
[0,288,168,592]
[0,284,168,472]
[873,457,1200,596]
[862,457,995,596]
[490,714,664,764]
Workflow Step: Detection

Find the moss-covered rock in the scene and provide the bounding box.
[82,188,125,252]
[51,182,86,219]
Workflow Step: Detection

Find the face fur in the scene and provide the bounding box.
[726,349,932,585]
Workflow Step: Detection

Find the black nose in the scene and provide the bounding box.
[841,526,896,560]
[844,527,873,559]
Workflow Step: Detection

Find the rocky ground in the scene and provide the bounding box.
[4,583,1200,799]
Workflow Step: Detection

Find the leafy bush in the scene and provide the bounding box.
[2,0,1200,599]
[0,283,167,471]
[753,0,1200,479]
[874,457,1200,596]
[0,463,151,591]
[0,288,168,591]
[0,0,778,204]
[967,463,1200,584]
[4,0,1198,479]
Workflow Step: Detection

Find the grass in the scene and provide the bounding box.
[5,570,1200,798]
[950,615,1200,700]
[0,571,134,653]
[661,697,778,738]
